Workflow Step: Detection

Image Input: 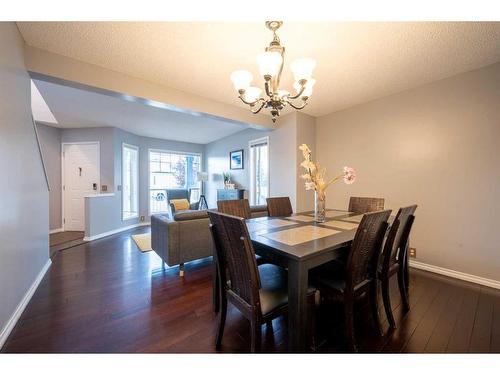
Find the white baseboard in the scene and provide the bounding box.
[83,222,150,242]
[410,260,500,290]
[0,259,52,349]
[49,227,63,234]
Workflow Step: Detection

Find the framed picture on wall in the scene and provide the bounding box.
[230,149,244,170]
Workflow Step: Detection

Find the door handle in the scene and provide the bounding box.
[79,167,82,176]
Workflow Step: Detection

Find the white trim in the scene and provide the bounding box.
[84,193,115,198]
[83,222,150,242]
[0,259,52,349]
[49,227,63,234]
[122,143,140,222]
[410,260,500,290]
[248,136,270,206]
[61,141,101,231]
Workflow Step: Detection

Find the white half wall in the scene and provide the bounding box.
[316,62,500,282]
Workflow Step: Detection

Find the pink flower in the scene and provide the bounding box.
[343,166,356,184]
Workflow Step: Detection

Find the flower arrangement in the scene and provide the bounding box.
[299,143,356,221]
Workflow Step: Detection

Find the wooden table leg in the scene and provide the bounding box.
[287,260,309,352]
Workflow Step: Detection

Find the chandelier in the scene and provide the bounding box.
[230,21,316,123]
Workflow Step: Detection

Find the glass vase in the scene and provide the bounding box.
[314,191,326,223]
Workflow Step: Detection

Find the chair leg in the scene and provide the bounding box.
[213,263,220,313]
[344,299,357,353]
[382,277,396,329]
[250,319,262,353]
[215,293,227,349]
[369,282,383,336]
[398,268,410,311]
[179,263,185,277]
[404,254,410,292]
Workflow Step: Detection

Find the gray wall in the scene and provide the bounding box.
[0,23,50,345]
[295,112,317,212]
[316,62,500,281]
[37,125,204,237]
[204,128,270,208]
[204,112,317,211]
[268,113,298,211]
[36,123,62,230]
[61,127,115,191]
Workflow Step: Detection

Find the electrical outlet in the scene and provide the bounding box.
[409,247,417,258]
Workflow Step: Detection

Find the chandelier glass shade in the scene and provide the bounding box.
[230,21,316,123]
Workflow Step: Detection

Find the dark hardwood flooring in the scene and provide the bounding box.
[3,226,500,353]
[49,231,86,258]
[49,231,85,247]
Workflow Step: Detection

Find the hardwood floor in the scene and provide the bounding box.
[3,226,500,353]
[49,231,85,247]
[49,231,86,257]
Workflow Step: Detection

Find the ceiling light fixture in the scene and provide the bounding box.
[230,21,316,123]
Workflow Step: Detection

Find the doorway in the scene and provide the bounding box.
[249,137,269,206]
[62,142,100,231]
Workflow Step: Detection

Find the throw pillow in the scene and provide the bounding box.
[170,198,190,211]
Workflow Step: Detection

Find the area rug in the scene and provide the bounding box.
[131,233,152,252]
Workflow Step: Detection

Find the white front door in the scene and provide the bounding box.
[63,143,100,231]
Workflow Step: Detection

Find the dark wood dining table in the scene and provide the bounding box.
[246,209,382,352]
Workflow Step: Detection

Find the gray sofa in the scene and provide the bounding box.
[151,205,268,276]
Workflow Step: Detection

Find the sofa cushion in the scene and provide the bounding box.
[173,209,209,221]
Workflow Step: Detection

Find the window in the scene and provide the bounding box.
[122,144,139,220]
[249,137,269,206]
[149,150,202,214]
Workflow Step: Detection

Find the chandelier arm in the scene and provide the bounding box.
[286,99,308,110]
[264,81,272,98]
[238,95,262,106]
[251,101,267,114]
[288,83,306,100]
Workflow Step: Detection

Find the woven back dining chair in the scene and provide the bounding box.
[217,199,251,219]
[379,205,417,329]
[208,211,316,352]
[312,209,391,352]
[216,198,266,276]
[266,197,293,217]
[348,196,385,214]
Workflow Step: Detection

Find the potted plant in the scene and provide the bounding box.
[222,172,232,189]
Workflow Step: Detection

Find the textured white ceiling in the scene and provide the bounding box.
[33,79,251,144]
[18,22,500,117]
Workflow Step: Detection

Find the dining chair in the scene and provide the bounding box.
[379,205,417,329]
[213,199,266,314]
[208,211,317,352]
[217,198,264,264]
[311,209,391,352]
[348,196,385,213]
[266,197,293,217]
[217,199,251,219]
